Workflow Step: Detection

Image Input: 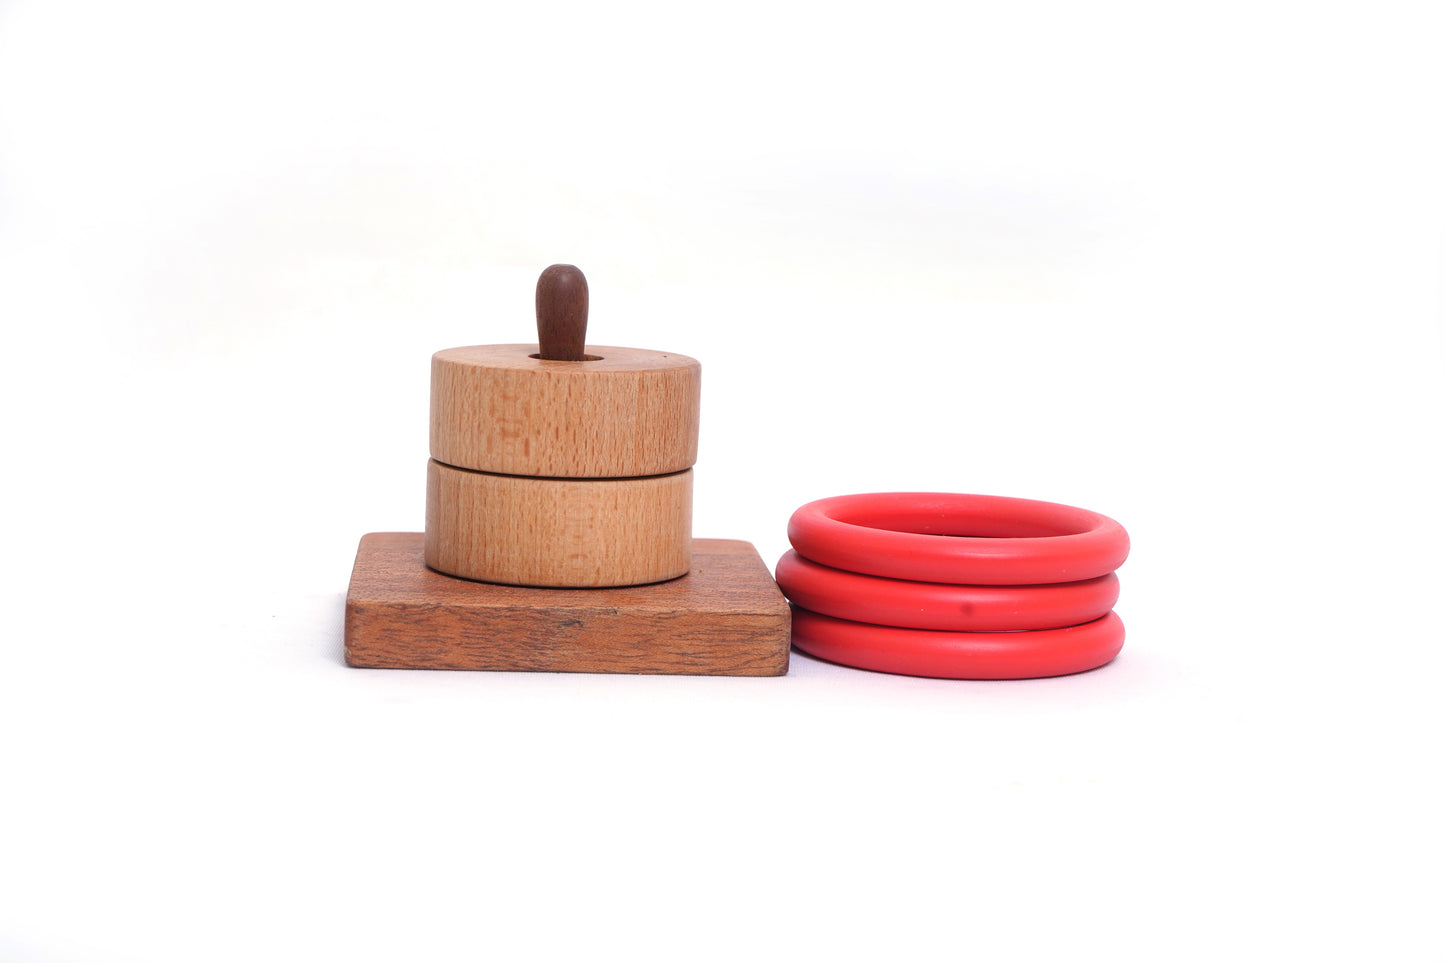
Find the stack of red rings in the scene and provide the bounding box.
[777,493,1130,679]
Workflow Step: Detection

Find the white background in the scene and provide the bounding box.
[2,1,1442,960]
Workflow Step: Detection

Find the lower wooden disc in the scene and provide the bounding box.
[425,460,693,588]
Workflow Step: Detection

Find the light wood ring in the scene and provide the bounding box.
[424,460,693,588]
[430,344,701,478]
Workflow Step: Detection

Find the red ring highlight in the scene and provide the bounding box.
[790,608,1126,680]
[787,492,1129,585]
[775,549,1119,631]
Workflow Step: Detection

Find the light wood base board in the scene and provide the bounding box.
[345,534,791,676]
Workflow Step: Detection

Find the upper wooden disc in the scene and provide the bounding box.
[430,344,701,478]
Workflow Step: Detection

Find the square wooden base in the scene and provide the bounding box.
[344,534,791,676]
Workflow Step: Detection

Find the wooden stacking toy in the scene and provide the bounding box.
[345,265,791,675]
[426,265,699,588]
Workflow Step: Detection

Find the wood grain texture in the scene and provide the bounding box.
[425,460,692,587]
[535,264,589,362]
[430,344,700,478]
[346,534,791,675]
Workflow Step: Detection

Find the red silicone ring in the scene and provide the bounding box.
[787,492,1129,585]
[775,549,1119,631]
[791,607,1126,679]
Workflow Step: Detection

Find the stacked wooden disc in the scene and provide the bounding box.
[424,265,701,588]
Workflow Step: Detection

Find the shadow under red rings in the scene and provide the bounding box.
[778,493,1130,679]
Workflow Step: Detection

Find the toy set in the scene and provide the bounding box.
[344,266,1128,679]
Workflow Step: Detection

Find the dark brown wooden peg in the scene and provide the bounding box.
[535,264,589,361]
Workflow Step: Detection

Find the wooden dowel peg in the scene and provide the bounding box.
[536,264,589,361]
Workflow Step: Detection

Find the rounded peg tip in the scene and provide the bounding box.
[535,264,589,361]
